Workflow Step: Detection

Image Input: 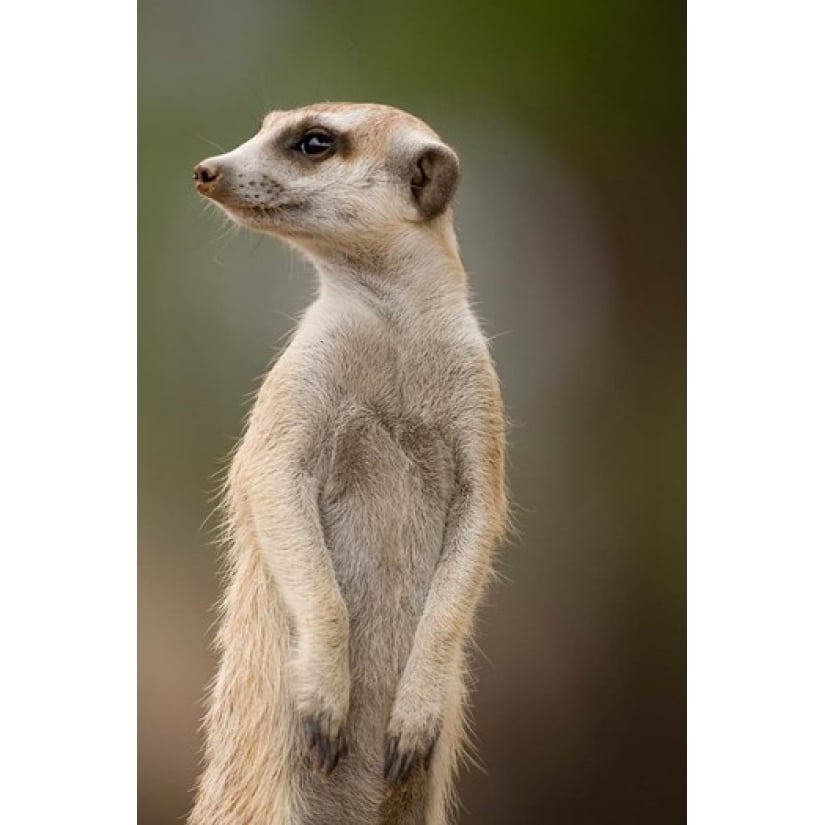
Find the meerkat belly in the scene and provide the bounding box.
[318,407,454,682]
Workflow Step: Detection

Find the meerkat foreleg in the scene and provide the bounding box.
[384,428,505,784]
[247,459,351,774]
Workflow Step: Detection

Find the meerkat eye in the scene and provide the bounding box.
[294,131,335,158]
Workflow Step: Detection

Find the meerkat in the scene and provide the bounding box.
[188,102,508,825]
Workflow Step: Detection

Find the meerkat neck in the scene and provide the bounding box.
[315,254,467,316]
[311,220,468,314]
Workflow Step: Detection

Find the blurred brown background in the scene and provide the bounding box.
[138,1,685,822]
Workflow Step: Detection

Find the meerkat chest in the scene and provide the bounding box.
[232,313,488,511]
[318,335,487,506]
[320,402,454,508]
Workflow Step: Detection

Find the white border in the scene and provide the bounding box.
[1,2,136,822]
[2,1,824,822]
[689,2,825,822]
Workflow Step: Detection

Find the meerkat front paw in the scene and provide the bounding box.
[303,711,349,775]
[383,704,441,785]
[291,645,351,775]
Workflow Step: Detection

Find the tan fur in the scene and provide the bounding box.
[189,103,508,825]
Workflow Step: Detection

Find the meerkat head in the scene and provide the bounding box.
[193,103,460,267]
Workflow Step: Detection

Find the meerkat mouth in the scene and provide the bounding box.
[221,200,307,227]
[213,200,280,223]
[216,201,312,239]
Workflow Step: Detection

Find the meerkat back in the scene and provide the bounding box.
[189,103,507,825]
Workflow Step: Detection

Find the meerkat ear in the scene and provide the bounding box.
[409,142,460,220]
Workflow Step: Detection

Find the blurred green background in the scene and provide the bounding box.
[138,1,685,822]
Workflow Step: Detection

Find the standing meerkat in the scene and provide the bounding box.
[189,102,508,825]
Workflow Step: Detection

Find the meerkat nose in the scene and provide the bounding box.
[193,162,221,191]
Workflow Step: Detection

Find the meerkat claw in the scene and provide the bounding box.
[384,732,438,785]
[304,715,347,775]
[383,735,399,781]
[423,737,437,771]
[384,743,414,785]
[304,716,319,750]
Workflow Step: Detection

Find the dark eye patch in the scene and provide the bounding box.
[294,131,335,158]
